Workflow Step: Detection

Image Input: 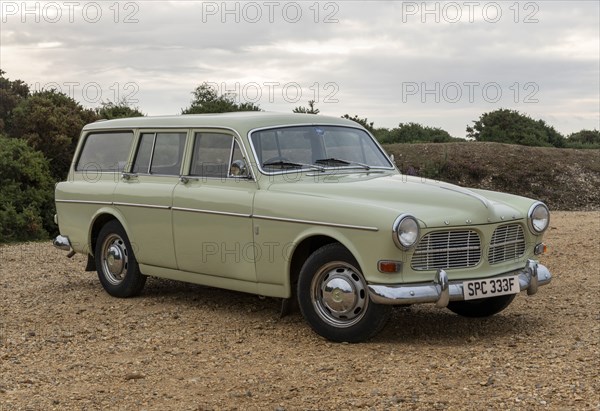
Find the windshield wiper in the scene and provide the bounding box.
[314,158,371,170]
[263,160,325,172]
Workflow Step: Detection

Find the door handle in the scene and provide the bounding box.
[179,176,190,184]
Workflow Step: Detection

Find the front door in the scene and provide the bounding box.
[172,131,257,282]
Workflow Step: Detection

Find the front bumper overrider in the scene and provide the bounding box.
[368,260,551,308]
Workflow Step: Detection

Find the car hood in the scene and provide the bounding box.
[264,172,531,228]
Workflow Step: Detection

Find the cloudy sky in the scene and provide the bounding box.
[1,1,598,137]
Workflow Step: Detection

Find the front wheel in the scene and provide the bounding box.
[297,244,391,343]
[95,220,146,298]
[447,294,516,317]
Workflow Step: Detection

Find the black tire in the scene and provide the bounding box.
[297,243,391,343]
[95,220,146,298]
[447,294,516,317]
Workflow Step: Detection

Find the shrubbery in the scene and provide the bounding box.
[377,122,461,144]
[0,135,55,242]
[566,129,600,149]
[0,70,144,243]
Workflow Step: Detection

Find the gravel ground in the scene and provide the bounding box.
[1,211,599,410]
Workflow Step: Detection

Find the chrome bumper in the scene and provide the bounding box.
[368,260,551,308]
[52,235,75,258]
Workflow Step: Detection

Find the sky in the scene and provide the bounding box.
[1,0,599,137]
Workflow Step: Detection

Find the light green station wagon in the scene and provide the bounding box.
[53,112,552,342]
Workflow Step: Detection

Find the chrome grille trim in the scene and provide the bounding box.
[411,230,481,271]
[488,224,526,264]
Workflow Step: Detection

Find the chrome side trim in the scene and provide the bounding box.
[113,202,171,210]
[253,215,379,232]
[368,261,552,306]
[172,207,251,218]
[55,200,113,205]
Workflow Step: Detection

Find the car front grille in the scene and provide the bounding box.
[488,224,526,264]
[411,230,482,271]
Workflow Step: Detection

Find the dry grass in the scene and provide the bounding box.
[385,142,600,211]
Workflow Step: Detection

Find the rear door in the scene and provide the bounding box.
[113,130,189,269]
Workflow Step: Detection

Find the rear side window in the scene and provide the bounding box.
[76,131,134,172]
[132,132,187,175]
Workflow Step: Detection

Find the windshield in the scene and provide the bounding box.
[250,125,393,173]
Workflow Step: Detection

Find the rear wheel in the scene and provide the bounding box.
[95,220,146,298]
[447,294,516,317]
[297,243,391,342]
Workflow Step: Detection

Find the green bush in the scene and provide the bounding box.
[466,109,566,148]
[378,122,459,144]
[8,90,97,180]
[565,130,600,149]
[0,135,55,242]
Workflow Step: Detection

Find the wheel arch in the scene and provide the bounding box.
[88,208,130,257]
[287,231,363,298]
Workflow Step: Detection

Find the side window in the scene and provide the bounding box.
[190,133,234,178]
[76,131,134,172]
[132,132,186,175]
[132,133,154,173]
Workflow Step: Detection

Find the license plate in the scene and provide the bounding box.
[463,276,519,301]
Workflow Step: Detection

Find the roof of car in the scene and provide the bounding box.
[83,112,360,134]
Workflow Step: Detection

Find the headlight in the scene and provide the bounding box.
[393,214,420,249]
[528,202,550,234]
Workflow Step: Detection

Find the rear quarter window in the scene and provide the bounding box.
[76,131,134,172]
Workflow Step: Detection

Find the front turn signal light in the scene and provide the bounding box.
[534,243,547,255]
[378,260,402,273]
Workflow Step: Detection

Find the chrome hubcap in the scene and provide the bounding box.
[107,244,124,273]
[311,262,368,328]
[323,277,357,313]
[101,234,128,285]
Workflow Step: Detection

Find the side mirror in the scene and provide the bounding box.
[389,154,395,164]
[230,159,249,178]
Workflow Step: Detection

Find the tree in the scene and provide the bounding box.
[182,82,261,114]
[0,70,30,133]
[8,90,97,180]
[566,129,600,147]
[341,114,374,133]
[380,122,457,144]
[466,109,565,148]
[294,100,320,114]
[95,99,144,119]
[0,135,55,242]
